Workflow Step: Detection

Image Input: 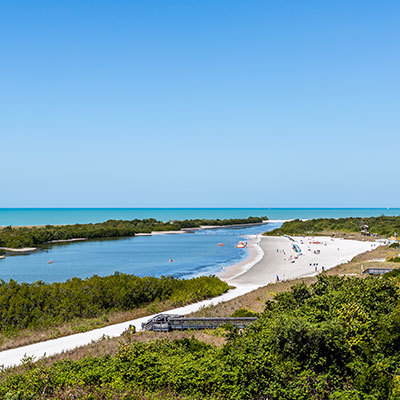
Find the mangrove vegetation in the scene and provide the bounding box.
[265,216,400,237]
[0,217,267,249]
[0,274,229,335]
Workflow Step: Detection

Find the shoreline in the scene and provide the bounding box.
[223,235,379,286]
[45,238,87,244]
[151,230,187,235]
[218,235,264,281]
[0,247,37,253]
[0,221,276,255]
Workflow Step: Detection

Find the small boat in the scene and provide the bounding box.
[48,260,53,264]
[235,241,247,249]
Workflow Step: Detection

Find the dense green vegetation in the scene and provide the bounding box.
[384,268,400,278]
[265,216,400,237]
[0,274,228,335]
[230,308,259,318]
[178,217,266,228]
[2,275,399,399]
[0,217,267,249]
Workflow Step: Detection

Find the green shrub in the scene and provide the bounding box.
[230,308,258,317]
[265,216,400,237]
[2,275,399,399]
[384,268,400,278]
[0,274,229,333]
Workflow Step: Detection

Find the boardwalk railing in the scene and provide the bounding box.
[142,314,257,332]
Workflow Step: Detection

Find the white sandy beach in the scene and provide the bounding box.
[218,235,264,281]
[221,235,376,286]
[0,234,378,368]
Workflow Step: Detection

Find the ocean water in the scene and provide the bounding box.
[0,223,279,283]
[1,208,400,226]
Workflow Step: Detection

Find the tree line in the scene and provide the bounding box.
[0,216,267,249]
[265,216,400,237]
[0,273,229,334]
[1,274,399,399]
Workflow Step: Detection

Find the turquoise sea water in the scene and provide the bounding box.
[0,223,279,283]
[1,208,399,226]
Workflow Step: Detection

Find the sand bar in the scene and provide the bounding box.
[151,230,187,235]
[45,238,87,244]
[0,247,37,252]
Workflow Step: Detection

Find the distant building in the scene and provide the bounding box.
[361,225,370,236]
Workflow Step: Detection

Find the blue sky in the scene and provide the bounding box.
[1,1,399,207]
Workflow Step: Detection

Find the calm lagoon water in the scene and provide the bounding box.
[0,223,280,283]
[1,208,399,283]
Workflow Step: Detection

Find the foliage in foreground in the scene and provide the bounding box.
[265,216,400,237]
[1,275,399,399]
[0,217,266,249]
[0,274,229,335]
[384,268,400,278]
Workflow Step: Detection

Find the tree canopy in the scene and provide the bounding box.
[0,274,229,335]
[0,217,267,249]
[265,216,400,237]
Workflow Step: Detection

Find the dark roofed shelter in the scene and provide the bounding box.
[361,224,370,236]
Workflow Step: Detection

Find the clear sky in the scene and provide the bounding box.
[1,1,399,207]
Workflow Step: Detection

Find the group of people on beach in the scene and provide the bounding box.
[310,262,324,272]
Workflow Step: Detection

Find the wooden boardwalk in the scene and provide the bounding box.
[142,314,257,332]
